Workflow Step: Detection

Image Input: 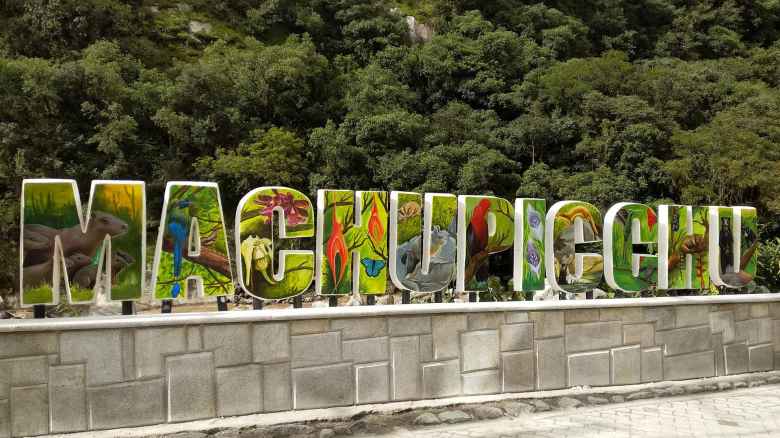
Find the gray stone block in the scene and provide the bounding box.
[216,364,262,417]
[290,319,330,335]
[60,329,123,386]
[121,330,134,380]
[663,351,715,380]
[422,360,460,398]
[750,303,769,318]
[709,311,736,343]
[506,312,529,323]
[87,378,165,429]
[641,347,662,382]
[500,323,533,352]
[263,363,291,412]
[536,338,565,390]
[611,345,640,385]
[468,313,504,330]
[502,350,534,392]
[461,330,499,372]
[622,323,655,347]
[724,343,749,375]
[713,334,725,376]
[568,351,610,387]
[770,302,780,319]
[0,333,56,359]
[292,363,353,409]
[388,316,431,336]
[564,309,600,323]
[675,306,710,327]
[734,304,750,321]
[187,326,202,351]
[203,324,251,367]
[253,323,290,363]
[564,321,622,353]
[390,336,420,400]
[0,356,48,396]
[432,314,467,360]
[0,399,8,438]
[49,364,86,433]
[342,337,389,363]
[529,311,563,338]
[774,320,780,352]
[134,326,187,378]
[331,317,387,340]
[291,332,341,368]
[420,334,434,362]
[656,325,711,356]
[600,308,643,323]
[11,385,48,436]
[735,318,772,345]
[166,352,216,422]
[749,344,774,372]
[462,369,500,395]
[644,307,675,330]
[355,362,389,404]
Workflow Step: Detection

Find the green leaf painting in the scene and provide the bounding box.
[690,206,711,291]
[659,205,694,290]
[605,203,658,294]
[318,190,389,295]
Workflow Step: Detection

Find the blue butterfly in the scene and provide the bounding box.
[361,258,386,277]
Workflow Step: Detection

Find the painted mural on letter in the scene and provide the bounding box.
[606,203,658,293]
[659,205,693,290]
[710,206,758,289]
[152,183,233,300]
[514,198,546,294]
[548,201,603,296]
[690,206,711,291]
[457,196,514,292]
[390,192,457,293]
[236,187,314,300]
[317,190,389,295]
[21,180,144,306]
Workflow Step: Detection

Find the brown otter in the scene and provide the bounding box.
[23,211,129,265]
[72,250,135,289]
[22,252,91,288]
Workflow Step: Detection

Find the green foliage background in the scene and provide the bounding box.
[2,0,780,301]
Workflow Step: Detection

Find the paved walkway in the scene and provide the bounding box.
[374,384,780,438]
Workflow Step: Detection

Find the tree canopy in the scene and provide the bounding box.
[2,0,780,297]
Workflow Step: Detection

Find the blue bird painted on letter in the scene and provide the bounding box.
[167,199,193,298]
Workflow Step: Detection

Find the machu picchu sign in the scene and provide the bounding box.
[19,179,759,307]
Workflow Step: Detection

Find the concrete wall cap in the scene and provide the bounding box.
[1,294,779,333]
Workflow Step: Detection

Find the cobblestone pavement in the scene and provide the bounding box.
[373,384,780,438]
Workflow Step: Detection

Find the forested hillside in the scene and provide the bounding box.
[1,0,780,298]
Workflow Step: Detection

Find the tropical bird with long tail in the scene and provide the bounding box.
[167,199,193,298]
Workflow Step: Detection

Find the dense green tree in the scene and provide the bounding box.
[1,0,780,299]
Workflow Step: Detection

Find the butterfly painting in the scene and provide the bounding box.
[361,258,386,277]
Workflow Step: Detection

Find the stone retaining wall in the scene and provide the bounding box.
[1,299,780,436]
